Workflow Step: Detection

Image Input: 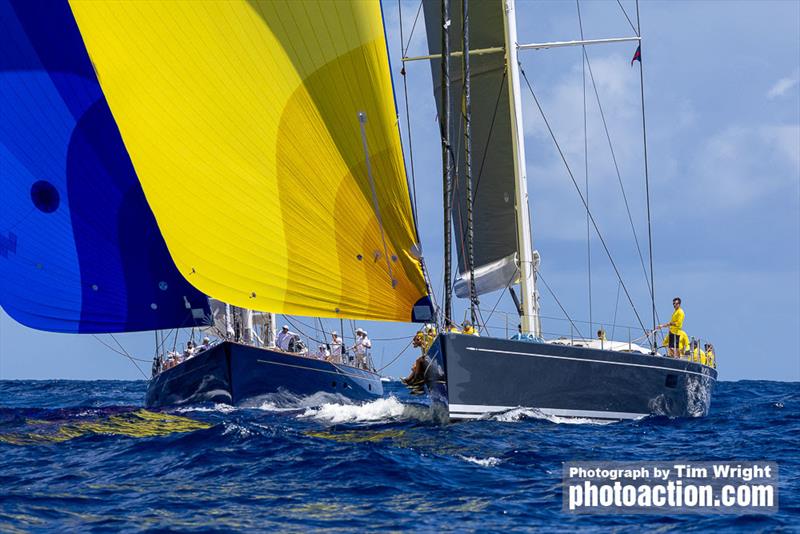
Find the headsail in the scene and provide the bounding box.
[0,0,209,333]
[422,0,519,298]
[69,0,432,323]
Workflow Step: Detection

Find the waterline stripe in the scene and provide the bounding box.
[449,403,647,420]
[465,347,712,377]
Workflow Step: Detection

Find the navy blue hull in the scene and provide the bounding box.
[145,341,383,408]
[423,334,717,421]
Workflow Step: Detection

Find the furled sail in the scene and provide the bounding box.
[422,0,520,298]
[0,0,210,333]
[69,0,432,323]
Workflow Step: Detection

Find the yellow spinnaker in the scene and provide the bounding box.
[69,1,429,322]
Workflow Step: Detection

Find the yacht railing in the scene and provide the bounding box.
[469,308,717,369]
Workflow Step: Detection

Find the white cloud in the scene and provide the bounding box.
[689,124,800,207]
[767,75,799,99]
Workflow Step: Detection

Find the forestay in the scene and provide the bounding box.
[69,0,432,323]
[0,0,209,333]
[422,0,520,298]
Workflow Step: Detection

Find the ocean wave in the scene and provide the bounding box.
[459,455,501,467]
[243,390,352,412]
[488,407,615,425]
[298,396,432,424]
[174,403,236,414]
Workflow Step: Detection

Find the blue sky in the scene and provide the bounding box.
[1,0,798,382]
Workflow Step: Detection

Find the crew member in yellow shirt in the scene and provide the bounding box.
[658,297,685,357]
[462,321,479,336]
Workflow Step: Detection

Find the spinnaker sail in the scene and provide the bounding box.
[69,0,432,323]
[0,0,209,333]
[422,0,519,298]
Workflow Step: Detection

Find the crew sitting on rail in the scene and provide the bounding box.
[462,321,479,336]
[412,330,426,352]
[704,343,716,368]
[690,338,707,365]
[317,344,330,360]
[657,297,685,357]
[183,341,196,359]
[597,329,607,341]
[446,320,461,334]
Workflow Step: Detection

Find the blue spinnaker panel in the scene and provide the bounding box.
[0,0,209,333]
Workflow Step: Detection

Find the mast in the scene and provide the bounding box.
[441,0,454,327]
[502,0,540,336]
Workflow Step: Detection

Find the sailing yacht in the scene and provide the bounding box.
[1,1,432,406]
[407,0,717,421]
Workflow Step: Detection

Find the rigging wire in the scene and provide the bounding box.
[461,0,478,325]
[635,0,659,346]
[475,268,520,335]
[472,68,507,205]
[519,64,650,341]
[536,270,586,340]
[377,339,413,373]
[610,280,622,340]
[577,0,593,337]
[398,0,420,225]
[436,0,454,327]
[616,0,639,36]
[92,335,149,379]
[582,46,654,303]
[402,0,424,57]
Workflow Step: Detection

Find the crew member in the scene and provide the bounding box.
[658,297,685,357]
[195,337,212,353]
[317,344,330,360]
[330,331,343,363]
[353,328,372,369]
[276,325,295,352]
[462,321,479,336]
[705,344,716,368]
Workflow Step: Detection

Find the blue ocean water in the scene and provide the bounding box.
[0,380,797,532]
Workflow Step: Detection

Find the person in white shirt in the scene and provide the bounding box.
[276,325,295,352]
[317,344,330,360]
[352,328,372,369]
[195,336,212,353]
[330,331,343,363]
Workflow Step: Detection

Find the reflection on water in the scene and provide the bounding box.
[0,409,210,445]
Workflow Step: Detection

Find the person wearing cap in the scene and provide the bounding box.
[330,331,343,363]
[316,344,330,360]
[352,328,372,369]
[183,340,196,360]
[276,325,296,352]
